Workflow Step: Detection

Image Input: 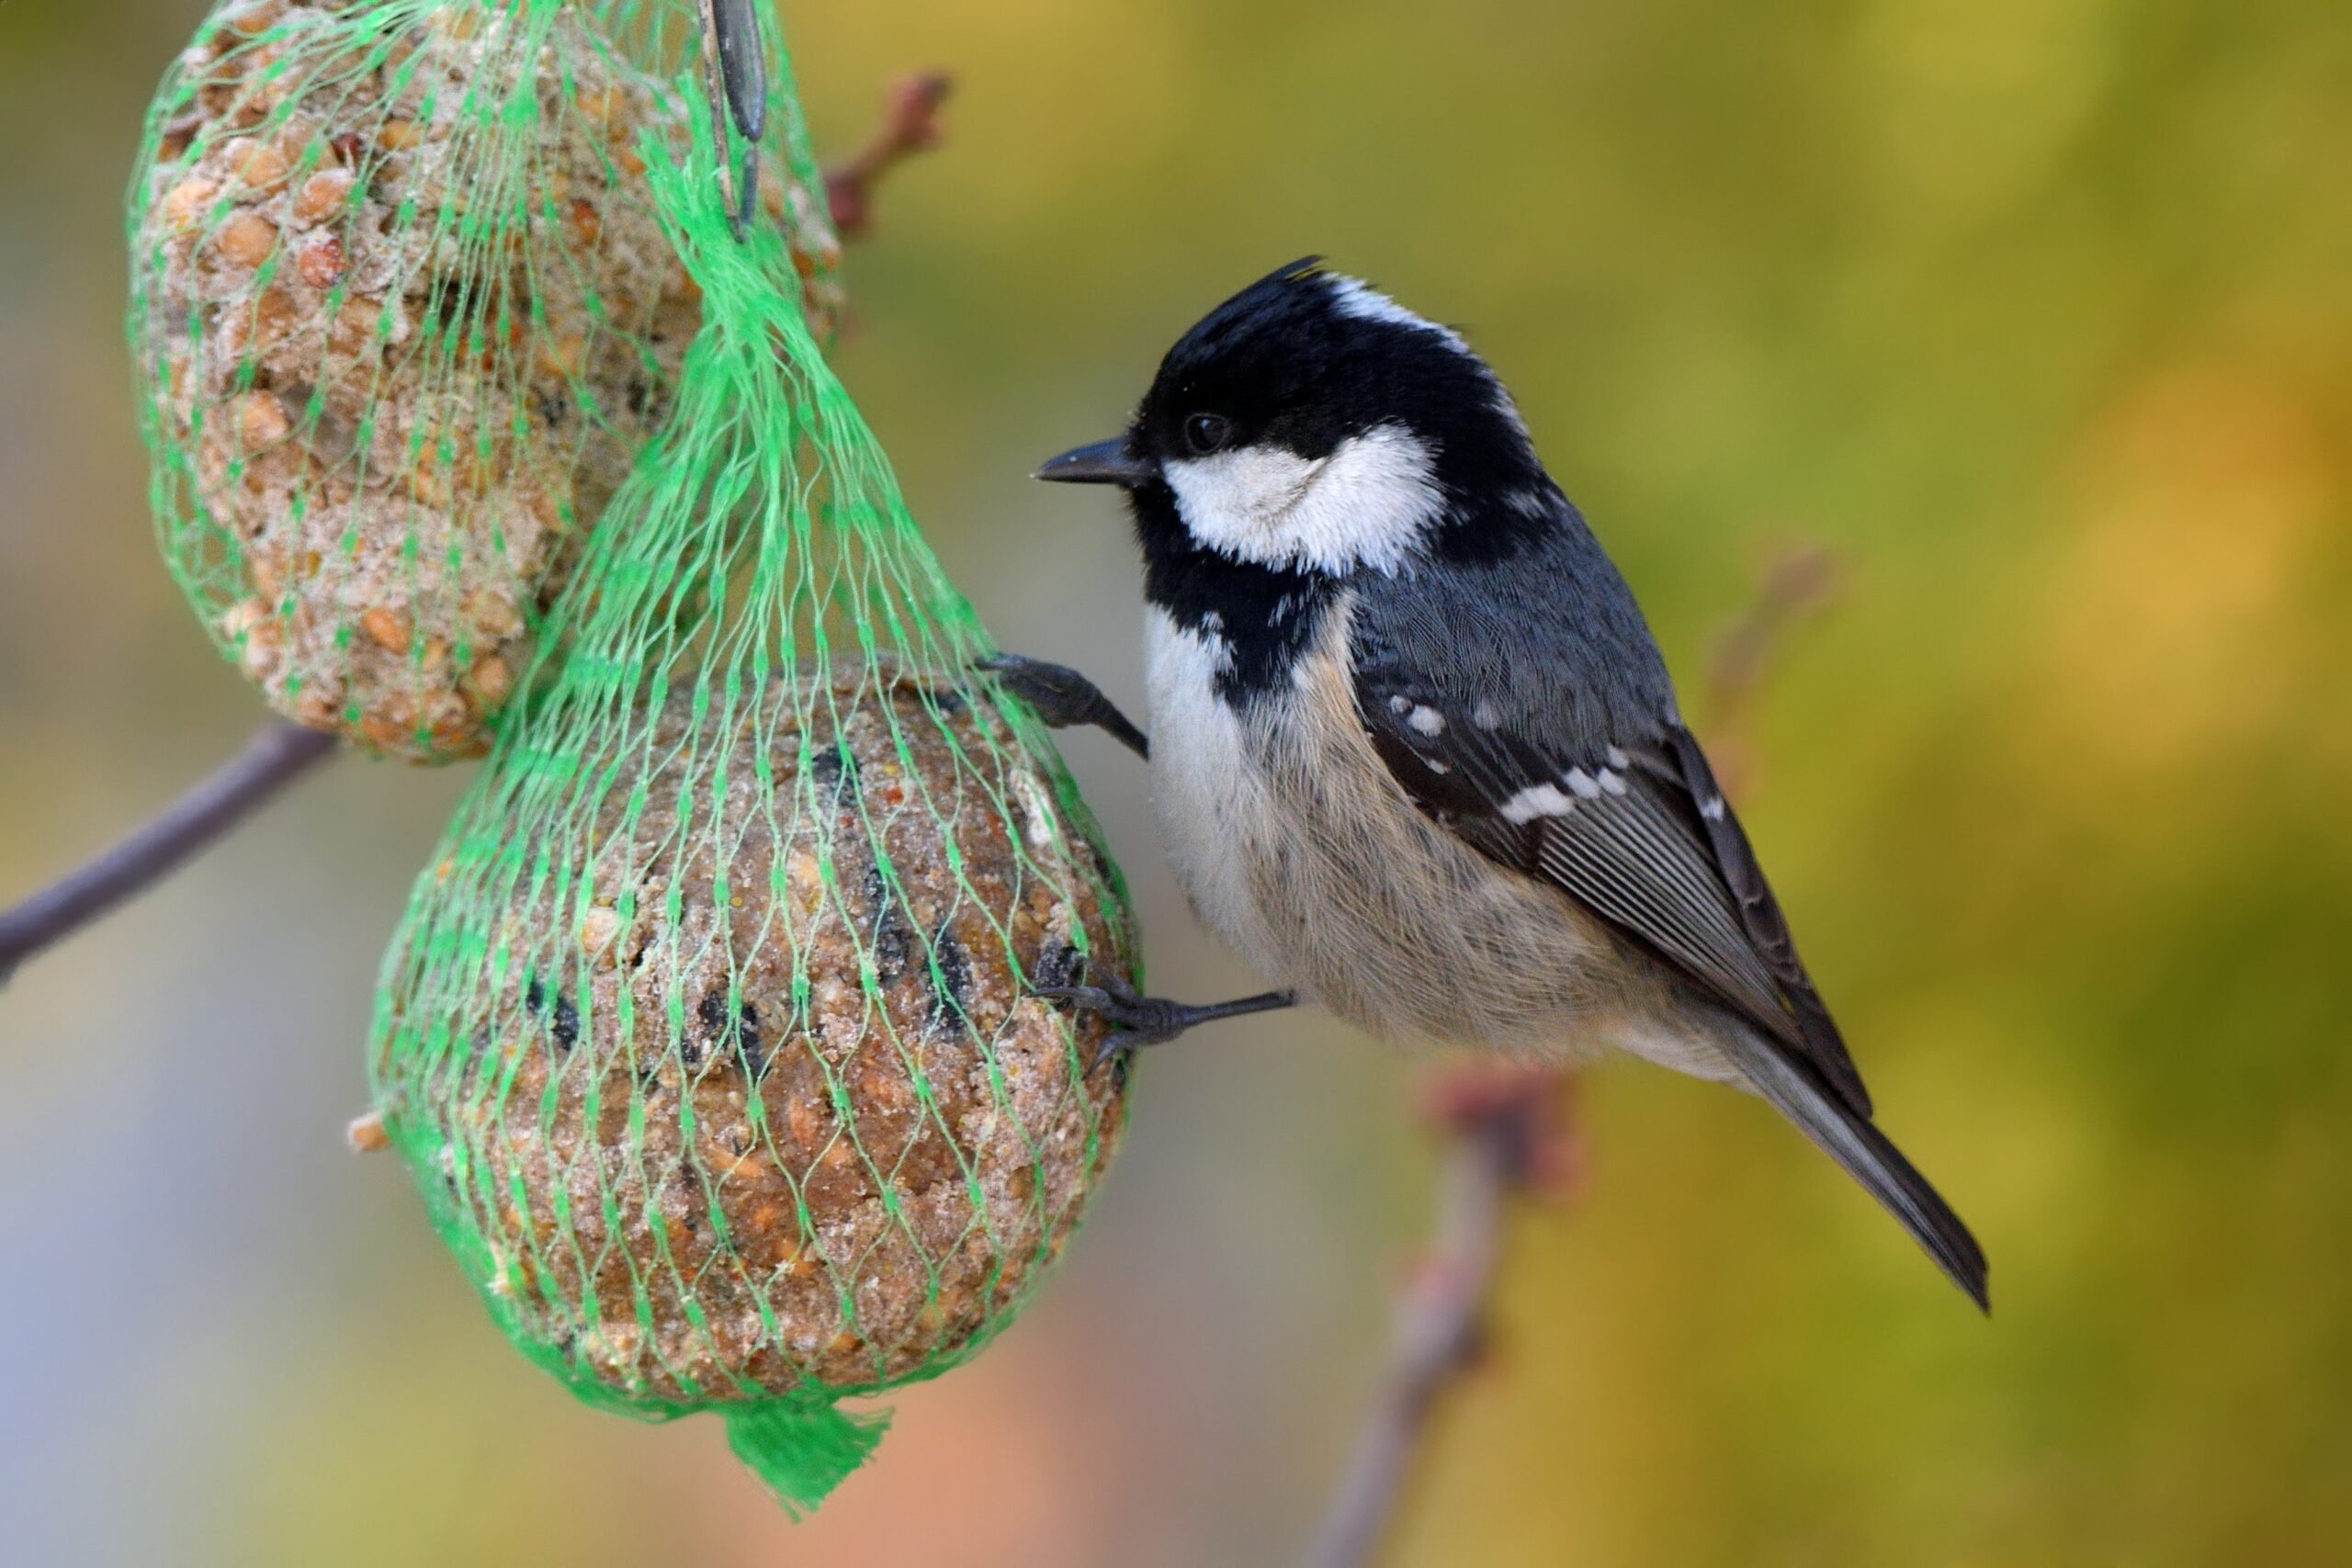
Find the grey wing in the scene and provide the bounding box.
[1351,623,1873,1119]
[1347,547,1986,1308]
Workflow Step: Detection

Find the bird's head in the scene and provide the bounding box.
[1037,258,1551,579]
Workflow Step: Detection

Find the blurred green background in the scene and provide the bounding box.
[4,1,2349,1563]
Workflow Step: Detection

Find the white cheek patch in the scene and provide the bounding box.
[1163,444,1318,560]
[1163,423,1445,575]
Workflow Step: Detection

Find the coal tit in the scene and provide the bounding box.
[995,258,1986,1308]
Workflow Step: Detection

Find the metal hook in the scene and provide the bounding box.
[697,0,767,239]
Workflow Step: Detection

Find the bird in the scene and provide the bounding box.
[987,256,1987,1309]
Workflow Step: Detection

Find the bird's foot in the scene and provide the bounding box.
[978,653,1150,759]
[1037,974,1296,1067]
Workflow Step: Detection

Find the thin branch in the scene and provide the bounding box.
[1306,1066,1581,1568]
[0,722,336,984]
[1304,546,1843,1565]
[823,71,954,239]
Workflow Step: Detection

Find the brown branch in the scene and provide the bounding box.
[1304,546,1842,1565]
[1305,1066,1581,1568]
[823,71,953,239]
[0,722,336,984]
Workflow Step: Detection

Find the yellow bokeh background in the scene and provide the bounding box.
[2,2,2346,1563]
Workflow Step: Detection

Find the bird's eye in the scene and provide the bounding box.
[1183,412,1235,456]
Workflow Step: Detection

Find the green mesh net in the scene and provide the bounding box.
[362,82,1139,1513]
[128,0,842,762]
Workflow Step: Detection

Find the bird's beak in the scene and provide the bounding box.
[1034,438,1153,487]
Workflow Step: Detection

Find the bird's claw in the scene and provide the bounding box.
[1036,976,1297,1070]
[1035,977,1182,1066]
[978,654,1150,758]
[977,654,1104,727]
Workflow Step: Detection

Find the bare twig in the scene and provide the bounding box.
[1304,546,1842,1565]
[1306,1066,1580,1568]
[0,722,336,984]
[823,71,953,239]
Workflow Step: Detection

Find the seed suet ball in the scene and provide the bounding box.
[372,662,1134,1404]
[133,0,844,761]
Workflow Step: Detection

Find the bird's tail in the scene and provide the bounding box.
[1725,1031,1990,1311]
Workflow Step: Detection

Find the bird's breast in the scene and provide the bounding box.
[1142,602,1385,964]
[1142,599,1627,1047]
[1142,605,1279,959]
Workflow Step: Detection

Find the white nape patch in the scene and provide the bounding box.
[1566,768,1603,800]
[1325,275,1470,353]
[1408,705,1445,737]
[1499,782,1577,824]
[1163,423,1444,575]
[1471,700,1502,729]
[1700,794,1727,821]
